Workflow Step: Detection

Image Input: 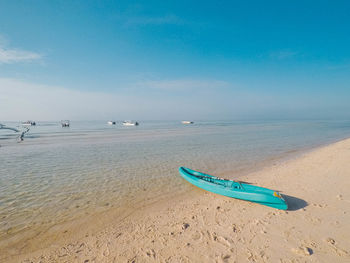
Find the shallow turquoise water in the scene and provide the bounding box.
[0,120,350,239]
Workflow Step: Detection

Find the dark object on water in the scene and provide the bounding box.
[0,123,19,132]
[22,121,36,126]
[0,124,29,143]
[18,127,30,142]
[61,120,70,127]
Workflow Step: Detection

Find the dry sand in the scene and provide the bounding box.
[5,138,350,262]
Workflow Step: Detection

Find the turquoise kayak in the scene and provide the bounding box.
[179,167,288,210]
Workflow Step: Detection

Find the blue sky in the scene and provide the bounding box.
[0,0,349,120]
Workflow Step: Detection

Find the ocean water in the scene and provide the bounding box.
[0,120,350,243]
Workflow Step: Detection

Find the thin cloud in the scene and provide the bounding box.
[0,77,247,121]
[269,50,298,60]
[0,42,42,64]
[326,63,350,70]
[125,14,184,26]
[2,77,342,121]
[139,79,230,91]
[0,78,205,120]
[0,78,123,120]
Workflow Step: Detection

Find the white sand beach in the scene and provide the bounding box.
[4,138,350,262]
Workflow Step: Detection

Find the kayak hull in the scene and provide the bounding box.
[179,167,288,210]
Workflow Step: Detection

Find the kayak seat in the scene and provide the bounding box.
[231,182,242,189]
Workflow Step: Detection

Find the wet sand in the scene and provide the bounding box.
[4,138,350,262]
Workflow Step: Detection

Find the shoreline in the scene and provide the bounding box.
[1,139,350,262]
[216,133,350,180]
[1,134,344,251]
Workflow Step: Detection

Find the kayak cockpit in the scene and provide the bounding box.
[181,167,244,190]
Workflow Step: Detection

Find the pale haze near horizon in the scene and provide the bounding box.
[0,77,347,121]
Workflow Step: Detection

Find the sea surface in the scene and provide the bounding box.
[1,120,350,244]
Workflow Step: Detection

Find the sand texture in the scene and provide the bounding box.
[5,138,350,262]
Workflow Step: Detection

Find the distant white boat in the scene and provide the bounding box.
[107,121,116,125]
[182,121,194,124]
[22,121,36,126]
[122,120,139,126]
[61,120,70,127]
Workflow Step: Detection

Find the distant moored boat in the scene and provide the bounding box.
[61,120,70,127]
[107,121,116,125]
[22,121,36,126]
[122,120,139,126]
[182,121,194,124]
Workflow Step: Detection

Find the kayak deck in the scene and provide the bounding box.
[179,167,288,210]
